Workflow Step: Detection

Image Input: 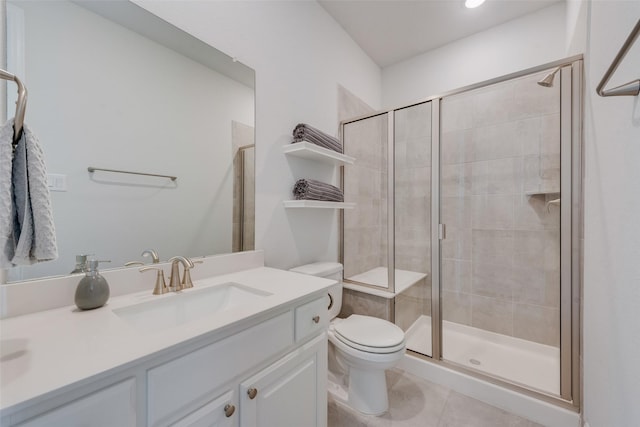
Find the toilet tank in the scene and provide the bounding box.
[290,262,343,319]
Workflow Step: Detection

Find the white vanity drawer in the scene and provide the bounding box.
[295,296,328,342]
[169,390,237,427]
[147,311,293,427]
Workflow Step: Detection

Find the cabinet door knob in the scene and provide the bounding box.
[224,404,235,418]
[312,315,320,324]
[247,387,258,399]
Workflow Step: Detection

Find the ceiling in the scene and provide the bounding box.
[318,0,562,67]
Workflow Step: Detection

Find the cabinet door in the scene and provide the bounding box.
[170,390,238,427]
[14,378,136,427]
[240,334,326,427]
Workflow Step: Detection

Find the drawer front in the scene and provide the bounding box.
[147,311,293,427]
[14,378,136,427]
[169,390,237,427]
[295,297,328,342]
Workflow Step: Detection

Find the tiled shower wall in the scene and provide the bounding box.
[440,70,561,347]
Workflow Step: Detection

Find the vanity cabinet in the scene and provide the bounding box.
[170,335,326,427]
[161,300,327,427]
[13,379,136,427]
[147,312,295,426]
[3,295,328,427]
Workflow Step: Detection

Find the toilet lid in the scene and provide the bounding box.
[333,315,405,350]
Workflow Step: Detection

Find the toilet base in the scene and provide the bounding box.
[347,366,389,415]
[327,368,389,416]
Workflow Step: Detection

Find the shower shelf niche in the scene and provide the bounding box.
[283,142,355,166]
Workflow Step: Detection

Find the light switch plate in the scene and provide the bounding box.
[47,174,67,192]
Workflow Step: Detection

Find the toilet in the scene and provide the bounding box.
[290,262,406,416]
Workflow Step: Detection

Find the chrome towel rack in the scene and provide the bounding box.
[0,68,28,148]
[596,18,640,97]
[88,167,177,181]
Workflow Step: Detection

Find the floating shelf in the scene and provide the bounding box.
[283,200,356,209]
[525,189,560,196]
[283,142,354,166]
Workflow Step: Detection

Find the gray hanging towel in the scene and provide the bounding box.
[1,118,58,267]
[0,119,14,267]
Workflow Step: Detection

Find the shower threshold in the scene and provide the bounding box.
[405,315,560,396]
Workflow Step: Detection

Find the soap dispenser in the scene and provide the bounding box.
[75,259,111,310]
[70,254,89,274]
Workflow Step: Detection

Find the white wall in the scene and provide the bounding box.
[0,0,5,121]
[381,2,571,108]
[7,0,254,280]
[134,0,382,270]
[582,1,640,426]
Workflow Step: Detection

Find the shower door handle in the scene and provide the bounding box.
[438,224,446,240]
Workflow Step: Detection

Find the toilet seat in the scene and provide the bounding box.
[332,315,405,354]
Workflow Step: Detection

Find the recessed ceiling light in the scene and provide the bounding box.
[465,0,486,8]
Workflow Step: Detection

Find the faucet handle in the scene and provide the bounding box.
[139,267,168,295]
[181,260,202,289]
[124,261,144,267]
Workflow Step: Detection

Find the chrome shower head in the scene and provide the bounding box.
[537,67,561,87]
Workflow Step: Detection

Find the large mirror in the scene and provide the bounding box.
[3,0,255,282]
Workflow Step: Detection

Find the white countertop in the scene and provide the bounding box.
[0,267,334,414]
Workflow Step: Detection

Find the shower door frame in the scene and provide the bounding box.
[340,55,583,409]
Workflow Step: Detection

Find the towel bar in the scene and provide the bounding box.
[596,18,640,97]
[0,68,28,147]
[88,167,177,181]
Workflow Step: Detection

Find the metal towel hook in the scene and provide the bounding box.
[0,68,28,148]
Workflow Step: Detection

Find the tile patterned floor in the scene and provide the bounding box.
[328,369,546,427]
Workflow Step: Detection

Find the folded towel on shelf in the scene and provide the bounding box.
[293,179,344,202]
[0,118,58,267]
[292,123,342,153]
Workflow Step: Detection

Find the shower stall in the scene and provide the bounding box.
[340,57,582,406]
[232,121,256,252]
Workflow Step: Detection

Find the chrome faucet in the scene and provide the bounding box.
[141,248,160,264]
[168,256,195,291]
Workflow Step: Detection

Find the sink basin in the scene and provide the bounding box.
[113,282,272,332]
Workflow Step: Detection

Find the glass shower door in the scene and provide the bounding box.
[342,114,390,290]
[393,102,432,357]
[439,68,562,395]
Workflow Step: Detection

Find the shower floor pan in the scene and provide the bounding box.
[405,315,560,396]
